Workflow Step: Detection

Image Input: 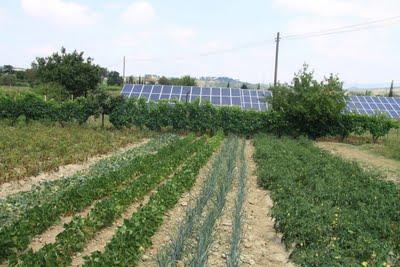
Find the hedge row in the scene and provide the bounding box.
[109,98,282,135]
[0,92,91,125]
[0,92,398,139]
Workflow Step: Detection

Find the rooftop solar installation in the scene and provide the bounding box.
[121,84,271,111]
[346,96,400,119]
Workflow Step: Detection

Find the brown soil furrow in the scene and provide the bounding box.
[0,139,150,199]
[241,140,294,267]
[316,141,400,185]
[138,146,222,266]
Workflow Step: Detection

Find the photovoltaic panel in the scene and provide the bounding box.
[347,96,400,118]
[121,84,400,116]
[121,84,271,112]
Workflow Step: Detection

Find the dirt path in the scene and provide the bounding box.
[316,142,400,185]
[138,147,221,266]
[241,140,294,267]
[0,139,149,199]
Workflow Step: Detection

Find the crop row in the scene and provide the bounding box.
[157,136,240,266]
[254,135,400,266]
[9,134,204,266]
[82,132,224,266]
[0,134,188,262]
[226,140,247,267]
[0,134,178,228]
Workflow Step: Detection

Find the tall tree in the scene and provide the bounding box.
[158,76,170,85]
[178,75,196,86]
[241,83,248,89]
[107,71,123,86]
[35,47,102,97]
[227,82,230,88]
[1,65,14,74]
[389,80,394,97]
[257,83,261,89]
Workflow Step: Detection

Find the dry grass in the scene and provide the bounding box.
[0,120,154,184]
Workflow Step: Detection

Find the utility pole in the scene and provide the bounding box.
[274,32,280,87]
[123,56,126,84]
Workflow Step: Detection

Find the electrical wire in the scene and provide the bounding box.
[127,16,400,62]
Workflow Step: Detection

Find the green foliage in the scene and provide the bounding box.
[107,71,123,86]
[1,135,181,263]
[83,133,223,266]
[34,82,70,101]
[158,76,170,85]
[270,65,347,139]
[254,135,400,266]
[10,135,201,266]
[240,83,248,89]
[0,73,17,86]
[109,98,273,135]
[365,113,399,143]
[35,47,102,97]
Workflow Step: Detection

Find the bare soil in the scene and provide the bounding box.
[316,141,400,185]
[240,140,294,267]
[0,139,149,199]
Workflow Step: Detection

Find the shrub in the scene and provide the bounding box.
[269,65,347,139]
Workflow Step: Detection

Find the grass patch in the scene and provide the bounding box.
[0,120,154,184]
[319,129,400,162]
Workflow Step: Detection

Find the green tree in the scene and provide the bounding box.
[107,71,123,86]
[241,83,248,89]
[35,47,102,97]
[178,75,196,86]
[158,76,170,85]
[257,83,261,89]
[269,64,347,139]
[0,74,17,86]
[34,82,70,102]
[227,82,230,88]
[1,65,14,74]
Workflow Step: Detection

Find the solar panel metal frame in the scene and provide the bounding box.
[121,84,270,111]
[347,96,400,119]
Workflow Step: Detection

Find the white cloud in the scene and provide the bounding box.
[274,0,400,18]
[122,1,156,26]
[21,0,99,26]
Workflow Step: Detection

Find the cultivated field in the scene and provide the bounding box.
[0,124,399,266]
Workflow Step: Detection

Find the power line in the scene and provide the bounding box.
[127,16,400,63]
[283,16,400,40]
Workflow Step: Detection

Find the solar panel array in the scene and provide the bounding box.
[120,84,400,118]
[346,96,400,119]
[121,84,271,111]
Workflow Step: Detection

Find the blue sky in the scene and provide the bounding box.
[0,0,399,86]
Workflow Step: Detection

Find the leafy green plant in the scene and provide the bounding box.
[254,134,400,266]
[0,135,188,263]
[83,132,224,266]
[10,135,203,266]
